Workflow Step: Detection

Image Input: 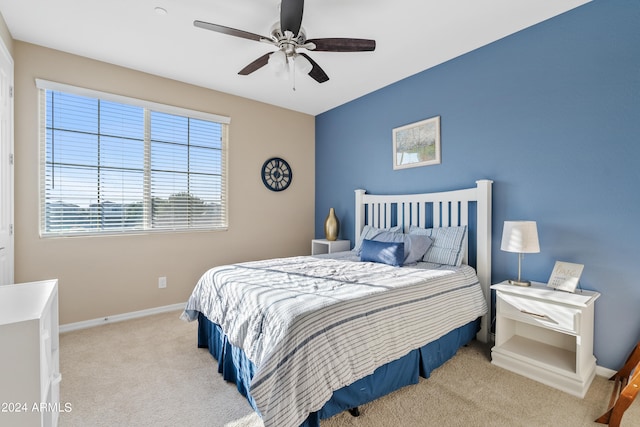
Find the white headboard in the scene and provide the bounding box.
[354,179,493,342]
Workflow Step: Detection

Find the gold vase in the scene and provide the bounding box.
[324,208,340,241]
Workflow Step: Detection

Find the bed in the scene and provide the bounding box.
[182,179,493,427]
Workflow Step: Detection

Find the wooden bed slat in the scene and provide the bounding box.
[419,202,426,229]
[451,201,460,227]
[403,202,410,232]
[433,202,441,228]
[371,203,378,228]
[461,202,469,228]
[442,201,450,227]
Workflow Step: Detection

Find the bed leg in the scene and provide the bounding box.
[348,407,360,417]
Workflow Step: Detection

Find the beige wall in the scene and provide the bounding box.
[14,41,315,324]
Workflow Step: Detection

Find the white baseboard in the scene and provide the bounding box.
[59,302,186,333]
[595,365,616,378]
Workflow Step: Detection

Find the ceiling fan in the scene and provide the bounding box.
[194,0,376,84]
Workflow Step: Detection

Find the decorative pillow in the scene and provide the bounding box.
[360,239,404,267]
[353,225,403,254]
[410,225,467,266]
[404,234,434,264]
[362,230,433,265]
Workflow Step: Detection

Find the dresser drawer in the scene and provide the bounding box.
[497,292,580,335]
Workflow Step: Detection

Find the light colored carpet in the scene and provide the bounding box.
[58,310,639,427]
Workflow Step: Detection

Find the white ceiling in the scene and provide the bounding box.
[0,0,590,116]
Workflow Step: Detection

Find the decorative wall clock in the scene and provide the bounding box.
[261,157,292,192]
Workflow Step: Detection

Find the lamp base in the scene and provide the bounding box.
[508,279,531,287]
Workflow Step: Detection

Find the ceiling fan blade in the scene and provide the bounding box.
[280,0,304,36]
[238,53,272,75]
[307,38,376,52]
[298,53,329,83]
[194,20,266,42]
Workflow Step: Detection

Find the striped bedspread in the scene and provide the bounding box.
[181,253,487,427]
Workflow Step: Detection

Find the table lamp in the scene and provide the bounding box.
[501,221,540,286]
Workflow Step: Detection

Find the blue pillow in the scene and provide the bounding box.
[360,239,404,267]
[363,230,433,265]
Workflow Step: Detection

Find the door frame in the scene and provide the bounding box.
[0,36,14,285]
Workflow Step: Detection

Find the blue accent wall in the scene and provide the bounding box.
[315,0,640,370]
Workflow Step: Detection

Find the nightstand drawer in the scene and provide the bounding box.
[497,292,580,335]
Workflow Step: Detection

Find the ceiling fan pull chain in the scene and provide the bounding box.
[292,56,297,91]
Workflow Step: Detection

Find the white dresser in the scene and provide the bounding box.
[0,280,61,427]
[491,281,600,398]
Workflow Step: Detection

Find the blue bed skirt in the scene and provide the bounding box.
[197,312,480,427]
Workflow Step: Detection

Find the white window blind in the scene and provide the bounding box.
[37,79,229,236]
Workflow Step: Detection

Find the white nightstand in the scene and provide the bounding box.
[491,281,600,398]
[311,239,351,255]
[0,279,61,427]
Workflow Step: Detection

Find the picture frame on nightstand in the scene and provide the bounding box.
[547,261,584,293]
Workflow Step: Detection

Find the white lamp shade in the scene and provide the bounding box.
[501,221,540,253]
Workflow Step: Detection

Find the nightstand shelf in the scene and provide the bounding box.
[311,239,350,255]
[498,335,576,373]
[491,281,600,398]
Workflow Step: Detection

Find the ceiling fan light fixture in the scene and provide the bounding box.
[275,67,290,80]
[195,0,376,84]
[294,54,312,74]
[268,50,290,79]
[268,50,287,69]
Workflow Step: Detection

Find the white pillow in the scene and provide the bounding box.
[410,225,467,266]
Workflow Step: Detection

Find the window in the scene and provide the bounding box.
[37,79,229,236]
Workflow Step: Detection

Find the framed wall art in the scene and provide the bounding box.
[392,116,441,170]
